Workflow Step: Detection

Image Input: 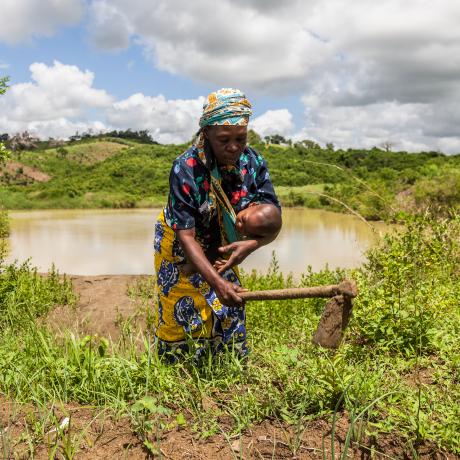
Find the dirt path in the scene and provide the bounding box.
[48,275,152,340]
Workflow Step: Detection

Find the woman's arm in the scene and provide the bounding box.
[176,228,245,307]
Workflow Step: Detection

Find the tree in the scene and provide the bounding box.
[8,131,40,151]
[299,139,321,149]
[381,141,394,152]
[0,76,7,97]
[264,134,288,145]
[47,137,65,148]
[57,146,68,159]
[0,77,9,164]
[69,131,82,142]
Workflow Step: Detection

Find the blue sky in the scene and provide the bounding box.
[1,0,460,153]
[0,23,306,123]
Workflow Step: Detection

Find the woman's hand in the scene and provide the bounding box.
[216,239,259,274]
[177,229,248,306]
[214,278,247,307]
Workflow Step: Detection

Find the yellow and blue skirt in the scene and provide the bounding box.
[153,210,247,361]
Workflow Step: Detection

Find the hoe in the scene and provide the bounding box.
[239,279,358,349]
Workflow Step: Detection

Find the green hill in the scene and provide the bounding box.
[1,137,459,220]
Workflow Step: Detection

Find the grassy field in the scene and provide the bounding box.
[1,213,459,458]
[1,137,459,220]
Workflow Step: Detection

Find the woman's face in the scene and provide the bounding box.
[204,125,248,166]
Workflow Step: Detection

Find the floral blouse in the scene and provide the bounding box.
[163,145,280,256]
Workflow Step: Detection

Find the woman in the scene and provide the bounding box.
[154,88,281,361]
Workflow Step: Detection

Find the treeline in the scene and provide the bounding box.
[0,129,158,152]
[69,129,158,144]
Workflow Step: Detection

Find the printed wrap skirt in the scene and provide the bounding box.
[153,210,247,360]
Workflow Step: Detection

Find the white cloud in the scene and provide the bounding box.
[4,0,460,152]
[0,118,108,140]
[251,109,294,139]
[0,61,112,138]
[85,1,460,97]
[0,0,84,44]
[87,1,132,50]
[82,0,460,152]
[0,61,203,143]
[4,60,113,121]
[293,101,460,154]
[87,0,332,91]
[0,0,460,152]
[2,59,459,153]
[107,93,204,144]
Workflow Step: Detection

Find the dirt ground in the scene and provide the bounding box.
[2,276,458,459]
[0,161,51,183]
[2,395,454,460]
[47,275,151,340]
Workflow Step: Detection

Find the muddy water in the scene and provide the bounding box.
[7,208,387,276]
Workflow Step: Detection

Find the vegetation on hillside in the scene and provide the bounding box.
[0,135,459,219]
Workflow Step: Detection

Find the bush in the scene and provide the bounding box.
[0,209,8,239]
[0,209,9,261]
[0,261,75,331]
[353,214,460,354]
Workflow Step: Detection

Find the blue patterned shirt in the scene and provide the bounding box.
[164,145,279,254]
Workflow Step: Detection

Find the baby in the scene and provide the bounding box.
[234,203,282,239]
[212,203,281,272]
[179,203,281,275]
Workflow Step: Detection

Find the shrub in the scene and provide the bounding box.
[0,209,9,261]
[0,262,75,331]
[353,214,460,354]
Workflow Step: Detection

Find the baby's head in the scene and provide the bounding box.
[235,204,282,238]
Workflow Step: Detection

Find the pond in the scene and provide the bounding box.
[6,208,387,276]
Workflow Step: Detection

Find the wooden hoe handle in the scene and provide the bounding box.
[239,279,357,301]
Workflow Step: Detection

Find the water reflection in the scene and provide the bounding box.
[7,208,386,276]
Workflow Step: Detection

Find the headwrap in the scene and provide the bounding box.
[196,88,252,168]
[199,88,252,128]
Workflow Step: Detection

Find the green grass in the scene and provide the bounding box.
[275,184,326,208]
[1,214,459,457]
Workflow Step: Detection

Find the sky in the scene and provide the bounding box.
[1,0,460,153]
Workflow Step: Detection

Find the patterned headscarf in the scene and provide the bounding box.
[196,88,252,167]
[199,88,252,128]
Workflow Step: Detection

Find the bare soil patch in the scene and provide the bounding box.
[48,275,151,340]
[1,395,456,459]
[66,141,127,164]
[0,161,51,183]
